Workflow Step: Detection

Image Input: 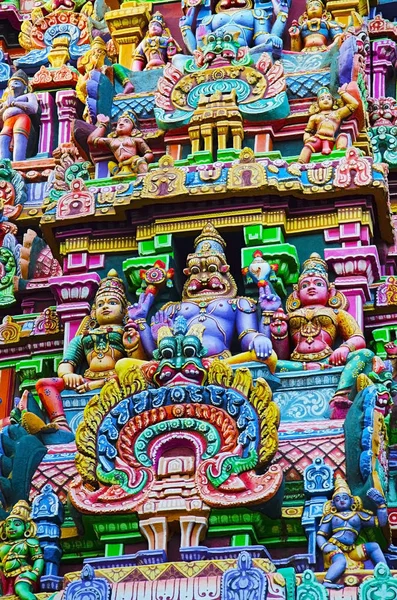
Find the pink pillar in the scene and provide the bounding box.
[56,90,78,145]
[367,40,397,98]
[333,278,368,331]
[49,273,100,345]
[37,92,56,156]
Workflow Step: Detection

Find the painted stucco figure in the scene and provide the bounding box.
[128,223,279,367]
[35,270,139,432]
[132,12,181,71]
[267,253,375,416]
[88,111,154,176]
[289,0,343,53]
[317,477,388,589]
[298,86,359,163]
[0,501,44,600]
[180,0,289,58]
[0,71,38,162]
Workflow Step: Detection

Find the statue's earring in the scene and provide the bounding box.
[0,528,7,542]
[286,285,301,312]
[331,505,337,514]
[24,526,32,538]
[351,501,357,511]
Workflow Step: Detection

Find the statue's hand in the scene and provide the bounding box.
[127,292,153,321]
[96,113,110,126]
[367,487,386,506]
[62,373,85,390]
[385,341,397,356]
[249,334,273,360]
[258,285,282,313]
[151,310,173,341]
[289,20,300,38]
[337,83,348,95]
[329,346,350,367]
[270,309,289,338]
[123,326,140,351]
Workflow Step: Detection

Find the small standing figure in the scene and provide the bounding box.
[0,500,44,600]
[298,85,359,163]
[0,71,39,162]
[87,111,154,176]
[132,12,181,71]
[317,477,388,589]
[289,0,343,53]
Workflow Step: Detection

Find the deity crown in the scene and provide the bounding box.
[193,222,226,257]
[332,476,353,500]
[9,69,29,88]
[299,252,329,284]
[151,11,166,28]
[6,500,32,523]
[95,269,127,307]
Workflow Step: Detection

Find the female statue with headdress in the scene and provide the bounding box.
[269,253,377,416]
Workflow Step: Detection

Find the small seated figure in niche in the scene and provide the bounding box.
[298,85,359,164]
[87,111,154,177]
[317,477,388,589]
[0,71,39,162]
[132,12,181,71]
[289,0,343,53]
[266,253,376,417]
[0,500,44,600]
[35,270,140,432]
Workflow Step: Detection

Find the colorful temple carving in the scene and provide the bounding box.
[0,0,397,597]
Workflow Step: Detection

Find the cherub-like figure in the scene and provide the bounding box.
[298,85,359,163]
[289,0,343,53]
[317,477,388,589]
[87,111,154,176]
[0,501,44,600]
[132,12,181,71]
[0,71,39,162]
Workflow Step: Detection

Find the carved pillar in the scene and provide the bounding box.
[140,517,168,551]
[56,90,78,145]
[367,40,397,98]
[105,2,152,71]
[180,516,208,548]
[32,483,64,591]
[48,273,100,344]
[37,92,56,156]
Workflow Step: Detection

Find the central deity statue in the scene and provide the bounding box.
[267,253,375,416]
[180,0,290,58]
[129,223,277,365]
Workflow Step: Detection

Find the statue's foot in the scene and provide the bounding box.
[329,395,352,419]
[123,81,134,94]
[52,415,72,432]
[323,581,344,590]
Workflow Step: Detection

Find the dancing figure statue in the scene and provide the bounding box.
[35,270,139,432]
[132,12,181,71]
[180,0,290,58]
[87,111,154,176]
[128,223,279,367]
[0,501,44,600]
[298,85,359,163]
[317,477,388,589]
[267,253,375,416]
[0,71,38,162]
[289,0,343,53]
